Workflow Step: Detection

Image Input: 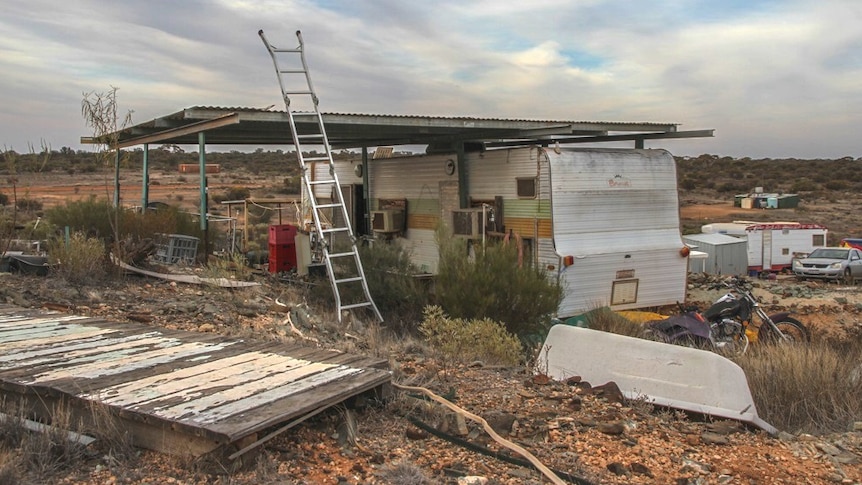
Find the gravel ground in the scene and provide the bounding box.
[1,270,861,485]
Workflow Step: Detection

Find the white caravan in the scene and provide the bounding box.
[314,146,690,318]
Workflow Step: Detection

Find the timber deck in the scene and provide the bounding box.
[0,304,390,458]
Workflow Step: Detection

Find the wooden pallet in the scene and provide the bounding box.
[0,304,390,460]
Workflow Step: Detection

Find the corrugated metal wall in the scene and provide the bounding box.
[549,148,687,316]
[369,153,455,272]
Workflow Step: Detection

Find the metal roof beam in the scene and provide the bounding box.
[82,113,241,148]
[484,129,714,148]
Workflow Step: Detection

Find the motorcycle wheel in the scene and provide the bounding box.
[757,317,810,344]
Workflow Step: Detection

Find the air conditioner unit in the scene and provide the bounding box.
[452,208,492,238]
[371,209,405,233]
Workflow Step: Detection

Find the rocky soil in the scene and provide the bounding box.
[1,270,861,485]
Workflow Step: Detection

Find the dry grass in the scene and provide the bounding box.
[0,397,136,483]
[735,338,862,433]
[577,306,650,339]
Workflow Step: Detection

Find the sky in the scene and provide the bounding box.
[1,0,860,159]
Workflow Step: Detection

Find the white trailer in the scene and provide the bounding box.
[701,221,828,273]
[316,146,690,318]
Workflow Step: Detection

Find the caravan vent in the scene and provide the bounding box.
[452,208,491,238]
[371,209,405,233]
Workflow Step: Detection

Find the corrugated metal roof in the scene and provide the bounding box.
[87,106,712,149]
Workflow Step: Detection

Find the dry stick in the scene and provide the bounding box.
[393,382,566,485]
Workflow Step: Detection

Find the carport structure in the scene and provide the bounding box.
[82,106,712,241]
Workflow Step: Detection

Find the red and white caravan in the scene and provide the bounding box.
[701,221,828,273]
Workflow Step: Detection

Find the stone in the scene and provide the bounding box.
[701,432,730,445]
[591,381,625,404]
[405,427,428,440]
[631,462,653,477]
[606,462,629,476]
[457,477,488,485]
[597,422,625,435]
[486,412,517,437]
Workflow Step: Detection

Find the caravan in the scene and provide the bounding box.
[701,221,828,273]
[314,146,689,318]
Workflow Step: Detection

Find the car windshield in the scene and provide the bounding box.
[809,249,849,260]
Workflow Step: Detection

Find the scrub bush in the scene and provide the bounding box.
[419,305,522,366]
[435,232,563,342]
[358,241,430,329]
[47,232,107,285]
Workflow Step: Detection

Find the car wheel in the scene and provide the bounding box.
[844,268,855,285]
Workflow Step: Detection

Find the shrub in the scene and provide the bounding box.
[419,305,523,366]
[212,186,251,203]
[358,241,430,328]
[46,198,200,249]
[45,197,115,239]
[435,231,563,342]
[0,192,8,206]
[735,339,862,434]
[15,198,42,212]
[47,232,107,285]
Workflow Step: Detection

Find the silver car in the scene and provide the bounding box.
[793,247,862,282]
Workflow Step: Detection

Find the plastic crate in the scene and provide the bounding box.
[268,242,297,272]
[268,256,295,274]
[269,224,298,245]
[153,233,199,264]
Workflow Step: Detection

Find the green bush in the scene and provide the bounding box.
[419,306,522,366]
[434,231,563,341]
[15,198,42,212]
[47,232,107,285]
[358,241,430,329]
[45,198,200,246]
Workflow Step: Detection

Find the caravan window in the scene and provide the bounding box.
[813,234,825,246]
[517,177,537,198]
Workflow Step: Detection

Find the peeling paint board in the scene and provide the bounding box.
[0,314,89,327]
[0,332,167,368]
[210,369,390,439]
[23,341,235,385]
[82,347,295,403]
[102,349,376,411]
[97,353,318,409]
[0,327,117,349]
[74,341,288,394]
[189,365,365,425]
[148,360,345,420]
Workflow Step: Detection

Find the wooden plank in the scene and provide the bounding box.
[0,306,391,456]
[212,369,390,439]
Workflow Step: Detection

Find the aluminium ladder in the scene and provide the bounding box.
[259,29,383,323]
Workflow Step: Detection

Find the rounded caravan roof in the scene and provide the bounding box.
[701,222,751,235]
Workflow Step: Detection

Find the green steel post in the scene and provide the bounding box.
[142,143,149,210]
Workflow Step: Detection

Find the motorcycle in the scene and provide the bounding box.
[648,277,810,354]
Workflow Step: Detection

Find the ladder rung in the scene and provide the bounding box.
[341,302,373,310]
[291,112,318,117]
[296,134,324,140]
[302,157,330,162]
[335,277,364,284]
[284,90,314,95]
[278,69,307,74]
[328,251,355,258]
[272,47,302,53]
[307,179,336,186]
[322,227,350,234]
[316,203,343,209]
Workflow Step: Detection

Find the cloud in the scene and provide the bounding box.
[0,0,859,158]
